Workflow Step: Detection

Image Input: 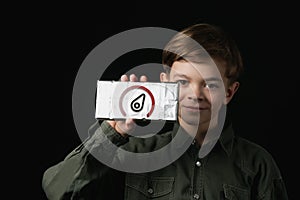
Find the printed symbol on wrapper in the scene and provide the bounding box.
[131,93,145,112]
[119,85,155,118]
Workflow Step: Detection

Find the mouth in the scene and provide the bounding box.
[182,106,209,112]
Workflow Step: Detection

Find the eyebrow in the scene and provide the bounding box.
[173,74,222,82]
[173,74,189,79]
[204,77,223,82]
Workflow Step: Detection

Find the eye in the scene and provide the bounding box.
[177,80,189,86]
[205,83,219,90]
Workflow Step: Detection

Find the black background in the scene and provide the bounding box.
[26,1,297,199]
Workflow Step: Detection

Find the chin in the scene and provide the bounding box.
[179,111,211,127]
[184,119,210,126]
[180,114,200,126]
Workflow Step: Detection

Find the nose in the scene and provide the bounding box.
[188,84,205,101]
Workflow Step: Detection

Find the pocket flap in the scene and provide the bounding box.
[126,174,174,198]
[223,184,250,200]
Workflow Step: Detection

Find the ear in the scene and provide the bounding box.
[224,81,240,105]
[160,72,169,82]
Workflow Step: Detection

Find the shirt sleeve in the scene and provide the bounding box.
[42,121,129,200]
[258,177,289,200]
[253,149,289,200]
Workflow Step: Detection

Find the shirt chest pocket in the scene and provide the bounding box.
[222,184,250,200]
[125,174,174,200]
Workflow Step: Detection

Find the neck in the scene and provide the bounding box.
[178,117,219,146]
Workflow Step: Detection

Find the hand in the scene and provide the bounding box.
[106,74,148,137]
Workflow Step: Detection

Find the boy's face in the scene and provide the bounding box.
[161,60,237,129]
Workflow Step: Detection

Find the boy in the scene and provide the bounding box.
[42,23,288,199]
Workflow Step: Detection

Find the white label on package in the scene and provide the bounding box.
[95,81,179,121]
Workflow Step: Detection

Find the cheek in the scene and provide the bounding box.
[179,92,184,102]
[210,92,225,107]
[178,87,189,102]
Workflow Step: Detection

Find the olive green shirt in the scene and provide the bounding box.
[42,121,288,200]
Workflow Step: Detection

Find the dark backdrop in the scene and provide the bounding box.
[33,1,297,199]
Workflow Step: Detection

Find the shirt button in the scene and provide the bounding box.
[192,140,196,145]
[147,188,154,194]
[195,161,201,167]
[193,193,200,199]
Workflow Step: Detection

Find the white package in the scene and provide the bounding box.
[95,80,179,121]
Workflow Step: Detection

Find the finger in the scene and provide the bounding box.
[106,120,116,128]
[125,118,135,126]
[115,119,136,135]
[125,118,136,130]
[129,74,138,82]
[120,74,128,82]
[140,75,148,82]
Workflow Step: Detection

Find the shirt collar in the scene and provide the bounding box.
[218,123,235,156]
[170,121,235,156]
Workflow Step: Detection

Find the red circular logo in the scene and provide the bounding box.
[119,85,155,117]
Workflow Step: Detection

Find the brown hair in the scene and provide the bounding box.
[162,23,243,85]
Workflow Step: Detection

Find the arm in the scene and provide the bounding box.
[258,178,288,200]
[42,120,173,200]
[42,74,171,199]
[252,150,289,200]
[42,121,128,200]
